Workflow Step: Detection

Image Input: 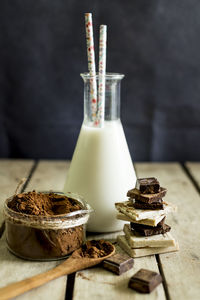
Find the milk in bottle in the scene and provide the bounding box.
[64,73,136,232]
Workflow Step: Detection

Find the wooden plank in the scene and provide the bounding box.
[0,160,70,300]
[0,159,34,225]
[74,239,165,300]
[185,162,200,188]
[135,163,200,300]
[74,253,165,300]
[25,160,70,192]
[0,234,67,300]
[74,233,165,299]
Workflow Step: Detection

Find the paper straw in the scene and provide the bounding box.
[97,25,107,126]
[85,13,98,125]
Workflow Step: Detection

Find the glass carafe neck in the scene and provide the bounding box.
[80,73,124,126]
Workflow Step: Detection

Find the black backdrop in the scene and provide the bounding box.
[0,0,200,161]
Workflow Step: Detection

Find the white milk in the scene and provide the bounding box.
[64,119,136,232]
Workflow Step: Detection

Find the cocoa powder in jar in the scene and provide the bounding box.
[5,192,86,260]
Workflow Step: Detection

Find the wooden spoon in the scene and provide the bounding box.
[0,242,115,300]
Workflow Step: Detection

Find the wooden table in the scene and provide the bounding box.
[0,160,200,300]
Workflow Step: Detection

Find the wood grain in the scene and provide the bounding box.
[25,160,70,192]
[135,162,200,300]
[0,234,66,300]
[74,230,165,300]
[1,160,200,300]
[185,162,200,188]
[0,159,33,226]
[0,160,70,300]
[73,244,165,300]
[0,244,115,300]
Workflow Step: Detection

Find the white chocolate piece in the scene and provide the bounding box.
[116,212,165,227]
[117,235,179,258]
[123,224,175,248]
[115,200,177,221]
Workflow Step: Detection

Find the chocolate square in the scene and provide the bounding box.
[127,187,167,204]
[128,269,162,293]
[130,217,171,236]
[137,177,160,194]
[133,200,164,210]
[102,253,134,275]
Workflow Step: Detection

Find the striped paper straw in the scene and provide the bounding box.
[97,25,107,126]
[85,13,98,125]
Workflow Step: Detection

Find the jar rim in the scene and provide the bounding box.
[80,72,125,80]
[4,191,93,229]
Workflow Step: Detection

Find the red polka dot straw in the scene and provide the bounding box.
[85,13,98,125]
[97,25,107,126]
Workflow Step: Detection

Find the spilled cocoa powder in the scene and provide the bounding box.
[75,240,114,259]
[6,191,85,260]
[8,191,82,216]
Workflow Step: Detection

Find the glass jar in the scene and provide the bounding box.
[64,73,136,232]
[4,192,92,261]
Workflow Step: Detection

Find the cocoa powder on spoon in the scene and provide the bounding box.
[73,240,114,259]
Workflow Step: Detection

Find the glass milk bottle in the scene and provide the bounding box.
[64,73,136,232]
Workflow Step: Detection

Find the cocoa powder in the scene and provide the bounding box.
[6,192,85,260]
[8,191,82,216]
[76,240,114,259]
[6,222,84,260]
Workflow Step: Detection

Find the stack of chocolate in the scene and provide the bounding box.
[115,177,179,257]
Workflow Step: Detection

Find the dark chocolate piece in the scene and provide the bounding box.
[102,253,134,275]
[131,222,171,236]
[131,217,165,230]
[128,269,162,293]
[131,197,163,204]
[131,217,166,231]
[127,187,167,204]
[137,177,160,194]
[133,200,164,210]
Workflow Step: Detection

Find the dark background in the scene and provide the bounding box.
[0,0,199,161]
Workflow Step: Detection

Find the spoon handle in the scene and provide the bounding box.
[0,258,79,300]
